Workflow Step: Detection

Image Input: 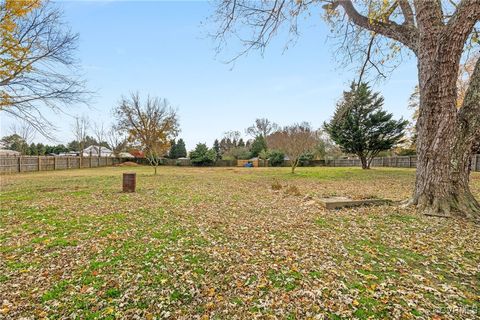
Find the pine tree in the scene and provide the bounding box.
[324,82,408,169]
[168,139,177,158]
[250,135,267,158]
[213,139,221,160]
[176,139,187,158]
[190,143,216,166]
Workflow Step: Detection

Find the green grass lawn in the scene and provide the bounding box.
[0,166,479,319]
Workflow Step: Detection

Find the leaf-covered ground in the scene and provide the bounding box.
[0,166,479,319]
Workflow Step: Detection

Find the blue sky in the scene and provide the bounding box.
[1,0,418,150]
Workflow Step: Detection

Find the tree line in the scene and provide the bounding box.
[189,82,409,173]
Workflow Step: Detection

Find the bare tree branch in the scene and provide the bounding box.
[444,0,480,59]
[0,2,90,139]
[398,0,415,26]
[332,1,418,52]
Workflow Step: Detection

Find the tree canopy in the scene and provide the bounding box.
[190,143,216,166]
[324,82,408,169]
[169,138,187,159]
[267,122,317,173]
[114,93,179,174]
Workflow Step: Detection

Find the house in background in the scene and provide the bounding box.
[0,149,21,156]
[118,152,135,158]
[58,151,80,156]
[82,145,114,157]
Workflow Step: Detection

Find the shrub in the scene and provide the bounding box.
[190,143,216,166]
[268,150,284,167]
[299,152,314,166]
[223,146,251,160]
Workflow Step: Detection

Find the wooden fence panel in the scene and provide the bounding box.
[81,157,90,169]
[21,157,38,172]
[318,155,477,171]
[0,157,18,173]
[0,156,122,174]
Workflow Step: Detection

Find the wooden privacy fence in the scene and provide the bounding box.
[1,154,479,174]
[322,154,480,171]
[0,156,122,174]
[131,158,237,167]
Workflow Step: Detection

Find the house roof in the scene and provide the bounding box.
[83,145,113,153]
[118,152,134,158]
[0,149,21,156]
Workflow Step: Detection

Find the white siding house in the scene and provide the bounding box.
[82,145,114,157]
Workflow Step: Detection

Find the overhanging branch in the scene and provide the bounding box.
[332,0,418,53]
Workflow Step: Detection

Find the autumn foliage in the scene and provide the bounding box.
[0,0,41,107]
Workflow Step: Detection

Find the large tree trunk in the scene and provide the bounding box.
[411,14,480,221]
[359,155,369,169]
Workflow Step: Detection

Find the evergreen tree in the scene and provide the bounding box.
[190,143,216,166]
[36,143,46,155]
[84,135,98,148]
[238,138,245,147]
[28,143,37,155]
[176,139,187,158]
[67,140,80,151]
[168,139,177,158]
[250,135,267,158]
[324,82,408,169]
[213,139,221,160]
[0,134,28,154]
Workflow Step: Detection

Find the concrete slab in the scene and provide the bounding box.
[318,197,390,210]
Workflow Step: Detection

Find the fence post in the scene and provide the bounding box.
[38,156,41,171]
[53,156,56,170]
[67,157,70,169]
[18,156,22,173]
[408,156,412,168]
[89,155,92,168]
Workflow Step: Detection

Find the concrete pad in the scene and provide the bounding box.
[318,197,390,210]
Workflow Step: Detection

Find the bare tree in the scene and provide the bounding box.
[212,0,480,220]
[114,93,179,174]
[106,127,126,158]
[223,130,241,142]
[93,122,106,158]
[9,121,36,154]
[267,122,318,173]
[246,118,279,138]
[0,1,88,138]
[72,115,88,159]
